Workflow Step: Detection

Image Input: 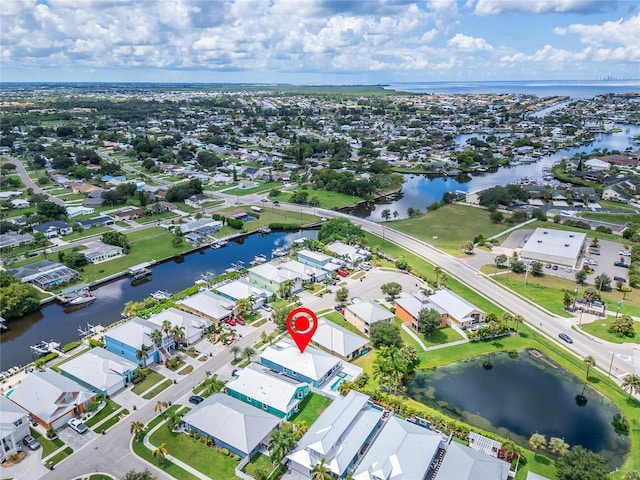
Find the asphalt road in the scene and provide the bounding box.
[6,156,65,206]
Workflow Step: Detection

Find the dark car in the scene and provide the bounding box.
[273,201,280,206]
[23,435,41,450]
[559,333,573,344]
[189,395,204,405]
[614,261,629,268]
[614,276,627,283]
[552,265,558,270]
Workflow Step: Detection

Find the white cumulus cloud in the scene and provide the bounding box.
[474,0,616,15]
[447,33,494,51]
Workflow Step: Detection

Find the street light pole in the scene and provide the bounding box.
[524,261,532,285]
[616,300,622,319]
[573,286,579,312]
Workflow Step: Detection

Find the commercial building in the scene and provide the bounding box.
[520,228,586,268]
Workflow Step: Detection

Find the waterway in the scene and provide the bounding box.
[406,351,629,469]
[353,123,640,221]
[0,230,317,368]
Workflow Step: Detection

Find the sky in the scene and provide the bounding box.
[1,0,639,84]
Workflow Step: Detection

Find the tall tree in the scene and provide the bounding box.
[433,266,442,288]
[243,346,256,363]
[152,443,169,463]
[201,372,224,397]
[135,344,151,367]
[528,433,547,459]
[311,458,331,480]
[268,422,297,464]
[230,345,242,361]
[621,374,640,400]
[380,282,402,299]
[583,356,596,381]
[549,437,570,461]
[417,308,442,337]
[154,401,168,413]
[556,446,608,480]
[130,421,145,442]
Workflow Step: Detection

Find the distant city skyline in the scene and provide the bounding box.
[1,0,639,84]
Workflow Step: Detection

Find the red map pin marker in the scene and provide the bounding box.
[286,307,318,353]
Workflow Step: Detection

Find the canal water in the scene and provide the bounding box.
[354,123,640,221]
[0,230,317,368]
[406,351,629,469]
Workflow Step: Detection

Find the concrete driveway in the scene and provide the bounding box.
[0,446,48,480]
[56,426,98,452]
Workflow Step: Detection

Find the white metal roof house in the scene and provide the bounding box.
[225,363,309,419]
[311,319,369,360]
[0,395,30,463]
[287,391,384,478]
[344,301,394,336]
[325,241,370,266]
[181,393,280,458]
[248,261,304,294]
[214,279,270,305]
[427,289,486,330]
[104,317,175,366]
[177,290,234,322]
[352,416,444,480]
[7,370,94,430]
[148,307,212,345]
[58,347,138,396]
[82,241,124,264]
[260,339,342,388]
[436,442,511,480]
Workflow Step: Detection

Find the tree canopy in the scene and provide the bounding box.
[556,446,608,480]
[318,218,364,243]
[369,322,403,349]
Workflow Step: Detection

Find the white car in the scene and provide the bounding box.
[620,251,631,256]
[68,418,88,434]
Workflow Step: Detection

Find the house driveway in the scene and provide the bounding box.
[0,446,48,480]
[56,426,98,452]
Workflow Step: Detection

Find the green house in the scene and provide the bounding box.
[225,363,309,419]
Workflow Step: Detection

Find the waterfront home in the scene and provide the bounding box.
[82,241,124,264]
[260,339,341,388]
[105,317,175,366]
[310,319,369,360]
[58,347,137,396]
[213,279,269,307]
[395,292,447,332]
[177,290,234,323]
[179,218,223,240]
[287,391,384,478]
[297,249,341,272]
[344,301,394,336]
[435,441,510,480]
[278,259,327,283]
[181,393,280,458]
[352,416,444,480]
[147,307,212,345]
[248,261,303,294]
[423,288,486,331]
[7,370,94,430]
[0,232,34,250]
[0,395,30,463]
[325,241,370,267]
[32,220,73,238]
[7,259,79,289]
[225,363,309,419]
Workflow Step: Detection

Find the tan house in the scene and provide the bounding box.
[344,301,394,336]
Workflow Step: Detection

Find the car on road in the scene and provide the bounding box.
[614,276,627,283]
[558,333,573,344]
[273,201,280,206]
[189,395,204,405]
[68,418,88,434]
[23,435,41,450]
[545,263,552,269]
[552,265,558,270]
[619,251,631,256]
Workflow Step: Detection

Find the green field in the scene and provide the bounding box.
[283,188,360,210]
[387,204,506,254]
[580,316,639,344]
[290,392,333,427]
[218,205,319,230]
[579,211,640,225]
[85,399,121,428]
[142,379,173,399]
[224,181,284,196]
[132,370,166,395]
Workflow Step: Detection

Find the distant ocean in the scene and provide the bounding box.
[384,80,640,99]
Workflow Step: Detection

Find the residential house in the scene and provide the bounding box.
[0,396,30,463]
[311,319,369,360]
[7,370,95,430]
[395,292,447,332]
[177,290,235,322]
[147,307,212,345]
[325,241,370,267]
[352,416,444,480]
[104,317,175,366]
[248,261,304,294]
[344,301,394,336]
[185,193,211,208]
[72,183,101,195]
[297,249,341,273]
[213,279,269,307]
[82,196,105,208]
[0,232,34,250]
[10,198,30,209]
[115,207,146,220]
[181,393,280,458]
[76,216,115,229]
[584,158,611,171]
[7,260,79,289]
[82,241,124,264]
[225,363,309,419]
[424,289,486,330]
[435,442,510,480]
[238,179,259,189]
[278,259,327,284]
[66,206,95,218]
[33,220,73,238]
[179,219,222,242]
[260,339,342,388]
[58,347,137,396]
[287,391,384,478]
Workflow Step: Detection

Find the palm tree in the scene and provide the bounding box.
[243,346,256,363]
[161,320,172,337]
[528,433,547,459]
[268,423,297,464]
[130,421,145,442]
[154,401,168,413]
[278,279,295,300]
[548,437,570,461]
[433,266,442,288]
[230,345,242,361]
[171,325,186,347]
[513,314,524,335]
[583,356,596,380]
[166,411,183,431]
[135,344,151,367]
[311,458,330,480]
[440,273,449,288]
[201,373,224,397]
[150,328,163,347]
[293,420,308,439]
[621,374,640,400]
[372,353,393,392]
[502,312,514,330]
[235,297,251,317]
[463,240,474,254]
[152,443,168,463]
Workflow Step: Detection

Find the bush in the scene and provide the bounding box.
[221,448,229,456]
[62,340,82,352]
[268,222,299,230]
[132,375,146,384]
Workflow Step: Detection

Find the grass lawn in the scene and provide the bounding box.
[387,204,506,254]
[85,399,121,428]
[135,211,179,224]
[244,453,275,478]
[225,181,284,196]
[290,392,333,427]
[142,379,173,399]
[579,211,640,225]
[283,188,359,210]
[580,316,639,344]
[175,203,197,213]
[49,446,73,467]
[320,311,364,336]
[149,423,239,478]
[599,200,639,211]
[132,370,165,395]
[217,205,319,230]
[407,322,464,347]
[30,429,64,457]
[63,227,113,242]
[97,411,129,432]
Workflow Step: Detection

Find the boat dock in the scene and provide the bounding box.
[128,261,155,280]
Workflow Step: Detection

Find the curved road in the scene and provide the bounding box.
[6,156,65,206]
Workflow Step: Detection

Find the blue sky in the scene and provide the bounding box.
[1,0,638,83]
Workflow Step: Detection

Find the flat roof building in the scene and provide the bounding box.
[520,228,587,268]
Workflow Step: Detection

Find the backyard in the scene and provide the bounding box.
[290,392,333,427]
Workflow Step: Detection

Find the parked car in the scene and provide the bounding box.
[545,263,552,269]
[359,262,371,271]
[552,265,559,271]
[189,395,204,405]
[350,296,362,304]
[337,269,348,277]
[262,304,272,312]
[68,418,88,434]
[234,317,245,326]
[22,435,41,450]
[558,333,573,344]
[226,318,236,326]
[590,250,600,255]
[614,261,630,268]
[619,251,631,256]
[614,276,627,283]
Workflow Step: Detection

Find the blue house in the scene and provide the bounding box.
[297,249,337,271]
[181,393,280,458]
[259,339,341,388]
[104,317,175,366]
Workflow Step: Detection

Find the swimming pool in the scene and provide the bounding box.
[330,378,345,391]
